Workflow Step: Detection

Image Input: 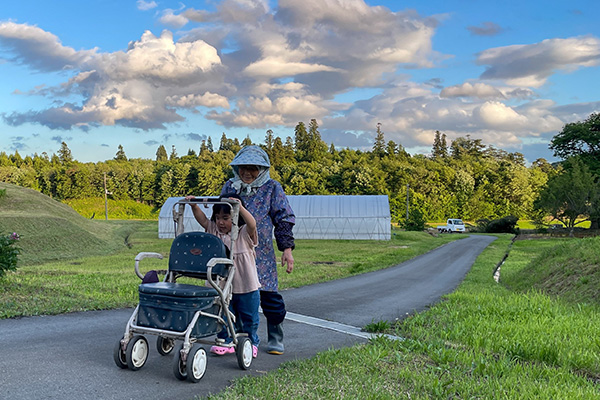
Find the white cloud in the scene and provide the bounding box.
[166,92,230,108]
[441,82,505,99]
[0,21,97,72]
[159,9,189,28]
[243,58,341,78]
[136,0,157,11]
[477,36,600,87]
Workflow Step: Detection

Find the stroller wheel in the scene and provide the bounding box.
[236,337,253,370]
[172,343,187,381]
[156,336,175,356]
[113,337,128,369]
[126,335,149,371]
[186,344,207,383]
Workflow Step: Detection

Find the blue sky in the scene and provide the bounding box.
[1,0,598,164]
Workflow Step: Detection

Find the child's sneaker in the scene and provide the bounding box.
[210,345,235,355]
[252,345,258,358]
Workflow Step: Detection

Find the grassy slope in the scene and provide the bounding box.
[502,236,600,304]
[0,182,139,265]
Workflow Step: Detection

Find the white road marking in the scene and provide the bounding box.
[284,311,404,341]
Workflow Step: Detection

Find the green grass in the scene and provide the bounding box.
[208,235,600,399]
[63,197,159,220]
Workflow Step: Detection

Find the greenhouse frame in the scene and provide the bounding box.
[158,195,391,240]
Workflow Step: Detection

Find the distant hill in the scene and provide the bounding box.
[0,182,134,265]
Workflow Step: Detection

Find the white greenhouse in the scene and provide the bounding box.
[158,195,391,240]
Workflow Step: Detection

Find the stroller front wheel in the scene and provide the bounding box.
[126,335,149,371]
[186,344,207,382]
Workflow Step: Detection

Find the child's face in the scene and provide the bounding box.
[214,210,233,234]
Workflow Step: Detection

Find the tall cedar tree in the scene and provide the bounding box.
[155,145,168,162]
[373,123,385,157]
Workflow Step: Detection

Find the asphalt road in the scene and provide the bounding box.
[0,234,496,400]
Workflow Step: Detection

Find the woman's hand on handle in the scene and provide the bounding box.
[282,248,294,274]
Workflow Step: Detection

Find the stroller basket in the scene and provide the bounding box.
[137,282,221,338]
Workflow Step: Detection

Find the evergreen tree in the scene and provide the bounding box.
[294,122,308,160]
[58,142,73,164]
[265,129,274,152]
[169,145,178,160]
[200,140,208,154]
[432,130,448,158]
[242,135,253,147]
[373,123,385,157]
[386,140,397,156]
[207,137,214,152]
[155,145,168,162]
[219,133,229,151]
[114,144,127,161]
[307,119,327,162]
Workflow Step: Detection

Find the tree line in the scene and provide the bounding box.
[1,115,598,226]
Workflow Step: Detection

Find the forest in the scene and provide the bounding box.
[1,115,598,226]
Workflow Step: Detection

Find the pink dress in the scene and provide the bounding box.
[206,222,260,294]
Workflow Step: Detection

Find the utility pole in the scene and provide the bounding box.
[104,172,108,220]
[406,184,410,222]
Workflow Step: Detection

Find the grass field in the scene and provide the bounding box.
[3,182,600,398]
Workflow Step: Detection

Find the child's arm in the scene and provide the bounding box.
[185,196,209,230]
[231,198,257,243]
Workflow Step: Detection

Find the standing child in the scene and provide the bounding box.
[185,193,260,358]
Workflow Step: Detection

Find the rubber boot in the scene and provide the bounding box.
[266,322,284,355]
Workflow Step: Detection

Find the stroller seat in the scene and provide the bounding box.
[139,282,218,298]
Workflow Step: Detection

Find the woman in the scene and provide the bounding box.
[221,145,295,355]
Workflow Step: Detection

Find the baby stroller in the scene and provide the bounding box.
[113,197,254,382]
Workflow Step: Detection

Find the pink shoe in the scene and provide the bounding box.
[252,345,258,358]
[210,345,235,355]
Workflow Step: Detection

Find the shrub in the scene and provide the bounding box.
[0,232,21,277]
[0,188,6,199]
[403,208,426,231]
[477,216,520,234]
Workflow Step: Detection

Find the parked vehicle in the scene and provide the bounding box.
[437,219,466,233]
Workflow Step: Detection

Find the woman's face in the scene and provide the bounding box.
[238,165,260,184]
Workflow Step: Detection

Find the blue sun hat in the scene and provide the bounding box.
[229,145,271,168]
[229,145,271,194]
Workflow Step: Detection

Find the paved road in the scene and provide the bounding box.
[0,235,495,400]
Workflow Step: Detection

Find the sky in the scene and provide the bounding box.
[0,0,599,164]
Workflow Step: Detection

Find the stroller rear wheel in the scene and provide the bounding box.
[156,336,175,356]
[126,335,149,371]
[113,337,128,369]
[236,337,253,370]
[186,344,207,382]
